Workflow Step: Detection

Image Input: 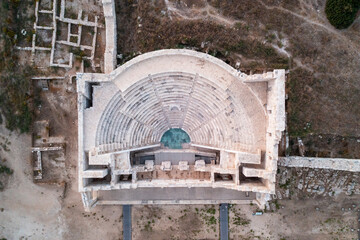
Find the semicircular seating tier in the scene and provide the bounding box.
[78,49,286,210]
[92,50,267,153]
[86,50,268,152]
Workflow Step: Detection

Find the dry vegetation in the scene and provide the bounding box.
[229,194,359,240]
[115,0,289,69]
[0,0,359,239]
[130,197,359,240]
[116,0,360,158]
[0,0,41,133]
[132,205,220,240]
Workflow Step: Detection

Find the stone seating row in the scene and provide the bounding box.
[95,71,261,152]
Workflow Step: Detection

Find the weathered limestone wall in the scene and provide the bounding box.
[279,156,360,172]
[102,0,117,73]
[241,69,285,194]
[77,49,286,211]
[17,0,102,69]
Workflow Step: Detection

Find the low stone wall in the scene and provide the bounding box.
[102,0,117,73]
[265,157,360,210]
[279,156,360,172]
[274,166,359,201]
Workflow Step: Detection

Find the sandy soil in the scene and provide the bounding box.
[0,119,359,240]
[132,205,219,240]
[1,0,359,239]
[0,125,65,239]
[0,84,124,240]
[229,195,359,240]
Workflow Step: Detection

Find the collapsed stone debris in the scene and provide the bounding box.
[32,120,66,182]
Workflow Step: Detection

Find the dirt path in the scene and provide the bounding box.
[0,125,66,239]
[164,0,242,26]
[256,0,360,55]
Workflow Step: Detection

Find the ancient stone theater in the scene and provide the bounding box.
[77,49,285,210]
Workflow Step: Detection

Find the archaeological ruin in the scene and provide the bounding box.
[77,48,286,210]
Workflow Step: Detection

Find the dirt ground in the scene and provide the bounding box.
[0,114,359,239]
[0,85,123,240]
[132,205,219,240]
[0,125,65,239]
[130,194,360,240]
[230,194,359,240]
[115,0,360,158]
[1,0,360,239]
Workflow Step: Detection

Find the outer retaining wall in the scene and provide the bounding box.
[102,0,117,73]
[97,200,254,205]
[279,156,360,172]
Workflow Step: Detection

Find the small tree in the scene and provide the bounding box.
[325,0,360,29]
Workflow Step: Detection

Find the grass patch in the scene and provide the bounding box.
[231,206,251,226]
[206,207,216,215]
[0,164,13,175]
[199,206,218,227]
[0,163,13,191]
[233,216,250,226]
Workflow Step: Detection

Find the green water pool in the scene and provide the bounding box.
[160,128,190,149]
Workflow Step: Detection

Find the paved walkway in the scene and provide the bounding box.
[97,188,255,204]
[220,204,229,240]
[123,205,132,240]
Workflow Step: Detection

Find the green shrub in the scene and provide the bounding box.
[206,207,216,215]
[325,0,360,29]
[0,164,13,175]
[233,216,250,226]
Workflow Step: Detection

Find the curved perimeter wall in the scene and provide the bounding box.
[92,49,267,153]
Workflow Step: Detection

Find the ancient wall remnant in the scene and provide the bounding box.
[77,49,286,211]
